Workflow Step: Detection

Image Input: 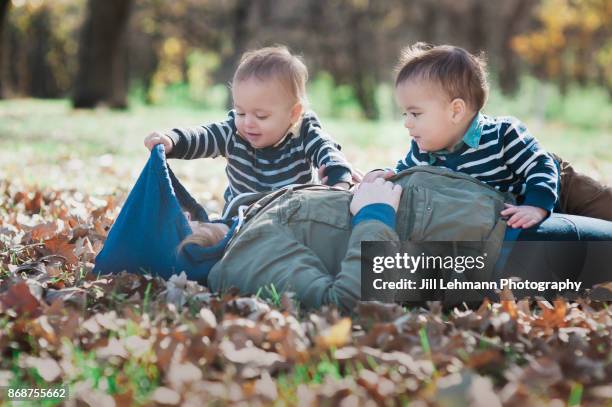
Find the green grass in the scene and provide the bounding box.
[276,349,352,402]
[568,382,583,407]
[419,327,432,355]
[0,91,610,214]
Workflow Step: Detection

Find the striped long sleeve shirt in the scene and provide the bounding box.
[166,110,352,203]
[396,113,560,212]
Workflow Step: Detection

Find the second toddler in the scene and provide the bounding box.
[367,43,612,228]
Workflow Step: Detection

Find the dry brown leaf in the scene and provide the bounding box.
[0,281,42,317]
[44,235,78,265]
[25,191,43,214]
[31,221,61,241]
[316,317,352,349]
[534,299,567,329]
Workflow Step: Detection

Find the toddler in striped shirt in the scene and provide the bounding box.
[365,43,612,228]
[144,46,354,207]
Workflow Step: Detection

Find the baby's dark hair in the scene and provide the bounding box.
[395,43,489,111]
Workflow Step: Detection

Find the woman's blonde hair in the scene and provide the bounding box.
[177,222,228,252]
[232,45,309,105]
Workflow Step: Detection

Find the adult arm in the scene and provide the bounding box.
[207,181,402,313]
[313,180,403,311]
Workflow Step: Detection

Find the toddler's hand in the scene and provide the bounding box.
[144,131,173,153]
[317,164,361,186]
[501,204,547,229]
[350,178,402,215]
[362,169,395,183]
[317,164,328,184]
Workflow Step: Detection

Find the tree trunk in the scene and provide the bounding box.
[216,0,252,108]
[29,6,59,98]
[73,0,133,109]
[352,71,379,120]
[0,0,10,98]
[420,0,438,44]
[468,1,486,53]
[498,0,532,95]
[128,28,160,105]
[348,9,379,120]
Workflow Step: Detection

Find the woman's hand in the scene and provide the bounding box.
[351,168,364,183]
[350,178,402,215]
[144,131,173,153]
[361,169,396,183]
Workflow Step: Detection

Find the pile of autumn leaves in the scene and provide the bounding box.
[0,181,611,406]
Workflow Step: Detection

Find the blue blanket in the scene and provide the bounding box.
[94,145,234,283]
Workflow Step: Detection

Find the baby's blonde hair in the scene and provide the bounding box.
[232,45,309,105]
[178,222,228,251]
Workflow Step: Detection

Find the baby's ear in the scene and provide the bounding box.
[450,98,468,123]
[290,102,304,123]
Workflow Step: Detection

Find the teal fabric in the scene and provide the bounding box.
[352,203,396,229]
[94,145,232,283]
[462,112,485,149]
[428,112,484,163]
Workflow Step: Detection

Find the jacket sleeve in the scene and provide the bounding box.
[329,220,400,312]
[207,217,399,314]
[277,219,400,314]
[165,111,235,159]
[300,112,353,185]
[501,118,559,212]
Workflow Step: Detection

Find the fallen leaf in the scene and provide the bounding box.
[0,281,42,317]
[44,235,78,265]
[30,221,61,241]
[316,318,352,349]
[25,357,62,382]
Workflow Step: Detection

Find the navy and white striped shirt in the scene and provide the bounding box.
[166,110,352,203]
[396,113,559,212]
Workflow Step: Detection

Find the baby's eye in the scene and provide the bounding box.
[236,112,246,117]
[411,112,421,118]
[256,115,269,120]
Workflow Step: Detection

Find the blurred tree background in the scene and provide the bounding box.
[0,0,610,203]
[0,0,610,119]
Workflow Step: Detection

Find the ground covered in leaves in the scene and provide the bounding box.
[1,180,611,406]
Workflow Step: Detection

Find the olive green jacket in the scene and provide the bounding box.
[207,167,510,312]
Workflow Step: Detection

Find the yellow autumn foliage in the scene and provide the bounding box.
[512,0,611,84]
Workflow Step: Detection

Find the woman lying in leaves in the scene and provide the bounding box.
[95,146,612,313]
[179,171,612,314]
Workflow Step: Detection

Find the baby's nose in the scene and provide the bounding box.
[244,115,257,127]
